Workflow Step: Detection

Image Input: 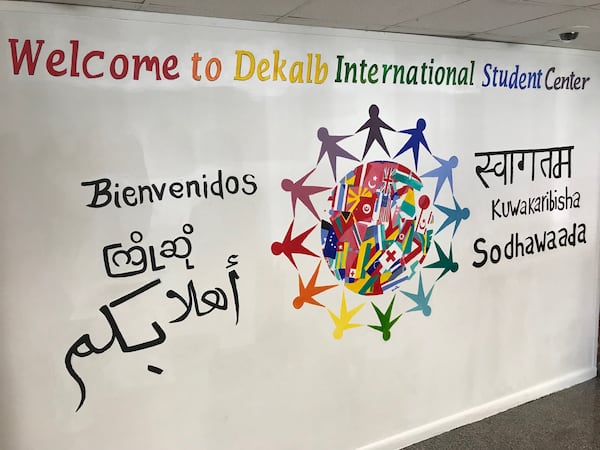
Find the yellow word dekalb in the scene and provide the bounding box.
[234,50,328,83]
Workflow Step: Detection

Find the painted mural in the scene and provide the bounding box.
[271,105,468,340]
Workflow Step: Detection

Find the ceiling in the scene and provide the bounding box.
[29,0,600,51]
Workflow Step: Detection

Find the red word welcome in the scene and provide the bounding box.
[8,39,180,81]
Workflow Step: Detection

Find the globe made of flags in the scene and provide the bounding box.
[322,161,432,296]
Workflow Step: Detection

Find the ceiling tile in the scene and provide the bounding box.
[383,25,472,37]
[394,0,574,34]
[20,0,600,50]
[281,0,466,29]
[45,0,142,6]
[469,31,551,43]
[524,0,600,6]
[142,3,280,22]
[143,0,306,18]
[489,7,600,39]
[278,16,385,31]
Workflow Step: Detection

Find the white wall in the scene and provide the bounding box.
[0,2,599,449]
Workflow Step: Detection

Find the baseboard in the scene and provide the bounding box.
[357,367,597,450]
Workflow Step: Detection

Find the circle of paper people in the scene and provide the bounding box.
[271,105,469,341]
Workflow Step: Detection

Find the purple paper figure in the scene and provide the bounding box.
[281,168,329,220]
[357,104,395,159]
[317,127,358,181]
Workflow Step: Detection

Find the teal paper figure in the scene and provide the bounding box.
[401,274,434,316]
[435,197,470,236]
[425,242,459,280]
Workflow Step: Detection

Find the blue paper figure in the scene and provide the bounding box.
[395,118,430,169]
[422,155,459,200]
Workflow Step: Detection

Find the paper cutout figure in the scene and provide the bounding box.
[281,168,329,219]
[317,127,358,180]
[357,104,395,159]
[327,291,365,339]
[368,296,402,341]
[271,221,318,268]
[395,118,430,169]
[435,197,470,236]
[422,155,459,200]
[292,261,337,309]
[425,242,458,280]
[401,274,434,316]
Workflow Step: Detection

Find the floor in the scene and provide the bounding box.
[406,374,600,450]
